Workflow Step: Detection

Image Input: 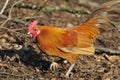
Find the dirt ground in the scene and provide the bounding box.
[0,0,120,80]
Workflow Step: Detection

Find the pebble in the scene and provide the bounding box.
[51,78,57,80]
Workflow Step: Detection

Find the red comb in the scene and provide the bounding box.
[28,20,38,30]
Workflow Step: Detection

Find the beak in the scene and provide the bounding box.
[27,32,31,35]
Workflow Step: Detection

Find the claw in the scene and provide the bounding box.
[50,62,59,71]
[63,60,68,64]
[66,64,75,77]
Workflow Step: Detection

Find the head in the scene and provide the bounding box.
[28,20,40,38]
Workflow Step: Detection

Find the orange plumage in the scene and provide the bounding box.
[36,18,98,64]
[28,0,120,77]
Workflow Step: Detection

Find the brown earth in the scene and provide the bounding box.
[0,0,120,80]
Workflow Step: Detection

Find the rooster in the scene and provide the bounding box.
[28,0,120,77]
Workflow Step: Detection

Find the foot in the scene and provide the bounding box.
[50,62,59,71]
[66,64,75,77]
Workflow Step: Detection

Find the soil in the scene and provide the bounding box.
[0,0,120,80]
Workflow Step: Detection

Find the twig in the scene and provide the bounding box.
[109,7,120,14]
[0,0,9,14]
[0,72,27,78]
[0,14,29,37]
[0,14,29,25]
[0,0,23,28]
[15,3,90,14]
[95,47,120,55]
[21,16,42,20]
[33,0,49,15]
[109,20,120,31]
[40,6,90,14]
[38,0,49,10]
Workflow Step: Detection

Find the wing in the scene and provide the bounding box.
[61,27,98,48]
[57,45,95,55]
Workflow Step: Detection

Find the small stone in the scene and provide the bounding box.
[0,45,2,49]
[13,44,23,50]
[1,38,6,43]
[67,23,73,28]
[118,46,120,50]
[60,73,66,78]
[9,37,16,42]
[35,68,40,72]
[105,78,110,80]
[51,78,57,80]
[78,78,84,80]
[6,43,11,46]
[9,45,13,49]
[4,33,9,38]
[39,77,45,80]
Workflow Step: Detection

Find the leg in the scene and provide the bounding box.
[66,64,75,77]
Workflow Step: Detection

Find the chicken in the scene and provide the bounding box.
[28,0,120,77]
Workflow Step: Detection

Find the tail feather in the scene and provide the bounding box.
[74,0,120,48]
[88,0,120,19]
[84,0,120,30]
